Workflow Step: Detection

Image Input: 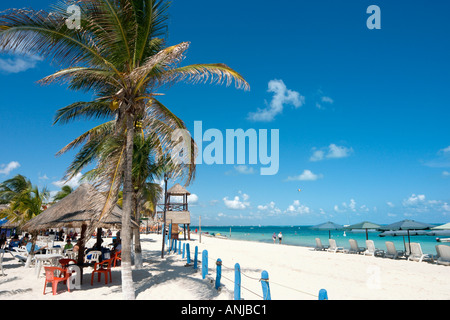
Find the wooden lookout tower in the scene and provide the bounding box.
[164,183,191,240]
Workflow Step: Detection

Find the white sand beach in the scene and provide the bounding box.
[1,233,449,300]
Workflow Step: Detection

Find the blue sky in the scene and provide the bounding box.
[1,0,449,226]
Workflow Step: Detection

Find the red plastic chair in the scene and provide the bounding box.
[59,258,77,269]
[113,250,121,267]
[91,258,113,285]
[43,266,71,295]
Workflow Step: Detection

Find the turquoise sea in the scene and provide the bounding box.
[192,225,450,255]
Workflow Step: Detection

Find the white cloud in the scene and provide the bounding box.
[0,161,20,175]
[440,146,450,154]
[52,172,83,189]
[39,174,49,180]
[386,201,395,208]
[188,194,199,204]
[286,169,322,181]
[334,199,370,214]
[223,192,250,210]
[285,200,311,215]
[310,150,325,162]
[247,79,305,122]
[402,194,426,207]
[0,55,43,74]
[315,96,334,110]
[257,201,281,215]
[424,146,450,168]
[310,144,353,162]
[234,165,255,175]
[443,171,450,177]
[327,144,353,159]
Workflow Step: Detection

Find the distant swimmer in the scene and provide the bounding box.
[298,189,302,192]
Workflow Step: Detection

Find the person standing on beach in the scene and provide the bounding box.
[278,232,283,244]
[272,232,277,244]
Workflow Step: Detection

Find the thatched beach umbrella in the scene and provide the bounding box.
[22,184,137,231]
[22,183,138,264]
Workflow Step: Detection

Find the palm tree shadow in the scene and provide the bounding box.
[132,250,222,299]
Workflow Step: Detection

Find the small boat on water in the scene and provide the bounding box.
[436,238,450,243]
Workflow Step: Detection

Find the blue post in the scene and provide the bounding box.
[202,250,208,279]
[215,259,222,290]
[186,243,191,264]
[173,239,177,253]
[169,238,173,253]
[234,263,241,300]
[194,246,198,270]
[178,240,181,254]
[182,242,185,259]
[318,289,328,300]
[260,270,271,300]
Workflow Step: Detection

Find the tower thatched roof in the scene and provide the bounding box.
[167,183,190,196]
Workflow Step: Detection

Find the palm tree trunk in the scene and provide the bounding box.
[121,111,136,300]
[134,196,143,269]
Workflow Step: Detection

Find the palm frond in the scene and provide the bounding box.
[53,101,115,126]
[163,63,250,91]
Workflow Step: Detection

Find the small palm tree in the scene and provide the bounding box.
[53,185,73,202]
[0,175,49,226]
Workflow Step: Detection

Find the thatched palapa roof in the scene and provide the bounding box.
[167,183,190,195]
[22,183,138,232]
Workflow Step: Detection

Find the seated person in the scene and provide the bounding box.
[8,235,20,250]
[25,242,47,254]
[64,239,73,251]
[20,233,29,246]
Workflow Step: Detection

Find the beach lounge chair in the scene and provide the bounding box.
[314,238,329,251]
[364,240,384,257]
[327,239,346,253]
[436,245,450,266]
[11,246,29,263]
[348,239,365,254]
[384,241,405,259]
[408,243,433,263]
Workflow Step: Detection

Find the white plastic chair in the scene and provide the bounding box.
[408,243,433,263]
[348,239,365,254]
[314,238,328,251]
[436,245,450,266]
[327,239,346,253]
[384,241,405,259]
[84,250,102,264]
[364,240,384,257]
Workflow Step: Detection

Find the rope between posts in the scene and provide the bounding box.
[171,240,323,299]
[220,272,263,299]
[204,253,318,299]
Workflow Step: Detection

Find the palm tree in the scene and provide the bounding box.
[0,175,49,226]
[0,0,248,299]
[53,185,73,202]
[78,124,165,269]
